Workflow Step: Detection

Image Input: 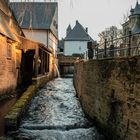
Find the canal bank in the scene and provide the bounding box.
[6,78,104,140]
[74,57,140,140]
[4,72,56,135]
[0,96,17,137]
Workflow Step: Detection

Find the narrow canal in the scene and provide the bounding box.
[16,78,104,140]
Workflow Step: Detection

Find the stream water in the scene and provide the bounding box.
[15,78,104,140]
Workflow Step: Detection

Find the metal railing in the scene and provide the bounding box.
[90,31,140,59]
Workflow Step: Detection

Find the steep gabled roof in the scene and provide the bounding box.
[133,1,140,15]
[65,20,93,41]
[9,2,58,37]
[0,0,23,42]
[130,1,140,16]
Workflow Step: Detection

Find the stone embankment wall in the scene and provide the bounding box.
[74,57,140,140]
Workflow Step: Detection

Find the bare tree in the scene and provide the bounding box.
[122,10,129,23]
[98,26,123,49]
[120,9,130,25]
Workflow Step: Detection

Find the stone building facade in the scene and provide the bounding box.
[0,0,57,99]
[0,0,23,97]
[9,1,59,82]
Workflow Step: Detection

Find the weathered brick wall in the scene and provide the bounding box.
[0,35,21,96]
[74,57,140,140]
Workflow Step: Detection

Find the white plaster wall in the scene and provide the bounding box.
[48,32,58,57]
[64,41,88,56]
[23,29,48,46]
[23,29,58,57]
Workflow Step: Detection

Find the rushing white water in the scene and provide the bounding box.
[16,78,104,140]
[55,64,61,78]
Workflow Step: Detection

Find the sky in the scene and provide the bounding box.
[58,0,138,40]
[10,0,139,40]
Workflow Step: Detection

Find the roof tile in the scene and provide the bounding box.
[65,20,93,41]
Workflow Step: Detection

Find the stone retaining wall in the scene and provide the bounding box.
[74,57,140,140]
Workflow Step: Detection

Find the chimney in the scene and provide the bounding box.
[76,20,78,25]
[85,27,88,33]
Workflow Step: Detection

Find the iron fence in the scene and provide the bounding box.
[90,31,140,59]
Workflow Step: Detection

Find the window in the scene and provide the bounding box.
[47,53,50,73]
[56,24,58,29]
[7,43,12,59]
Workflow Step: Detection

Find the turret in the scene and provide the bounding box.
[130,7,134,15]
[66,24,72,36]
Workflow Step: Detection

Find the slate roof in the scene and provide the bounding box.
[129,1,140,33]
[133,1,140,15]
[65,20,93,41]
[130,1,140,16]
[9,2,58,37]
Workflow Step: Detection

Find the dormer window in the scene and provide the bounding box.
[53,20,56,26]
[53,20,57,29]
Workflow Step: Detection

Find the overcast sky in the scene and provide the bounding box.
[58,0,138,40]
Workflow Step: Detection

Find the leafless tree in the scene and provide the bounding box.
[120,9,130,25]
[98,26,123,49]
